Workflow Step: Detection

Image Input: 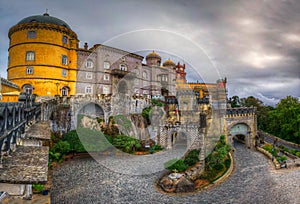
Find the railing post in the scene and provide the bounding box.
[4,104,8,132]
[12,104,16,128]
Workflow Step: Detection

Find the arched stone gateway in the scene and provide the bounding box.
[224,107,257,149]
[69,95,111,129]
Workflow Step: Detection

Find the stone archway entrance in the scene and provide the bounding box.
[76,102,105,127]
[229,123,250,146]
[224,107,257,149]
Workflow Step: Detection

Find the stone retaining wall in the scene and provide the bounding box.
[256,147,280,169]
[259,131,300,149]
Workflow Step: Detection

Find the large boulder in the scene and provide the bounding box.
[158,176,176,193]
[175,177,195,193]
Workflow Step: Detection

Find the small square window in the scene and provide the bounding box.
[62,69,67,77]
[103,74,109,81]
[86,59,94,68]
[62,35,68,44]
[86,73,92,79]
[27,30,36,39]
[62,55,68,65]
[86,86,92,94]
[103,86,109,94]
[26,66,34,74]
[26,51,35,61]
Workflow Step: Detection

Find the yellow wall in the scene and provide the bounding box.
[1,83,19,93]
[1,94,19,102]
[8,23,78,96]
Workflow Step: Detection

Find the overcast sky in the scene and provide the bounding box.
[0,0,299,106]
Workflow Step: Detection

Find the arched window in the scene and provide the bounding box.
[120,64,127,71]
[104,61,110,69]
[61,87,69,96]
[23,84,33,94]
[143,71,147,79]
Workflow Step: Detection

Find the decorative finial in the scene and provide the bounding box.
[43,9,49,16]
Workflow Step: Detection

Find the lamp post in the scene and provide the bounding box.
[55,82,59,96]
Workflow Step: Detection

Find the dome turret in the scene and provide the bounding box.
[163,59,175,68]
[146,51,161,66]
[17,13,71,29]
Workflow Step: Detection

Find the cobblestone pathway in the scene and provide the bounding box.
[51,143,300,204]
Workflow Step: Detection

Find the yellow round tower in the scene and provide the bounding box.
[7,12,79,96]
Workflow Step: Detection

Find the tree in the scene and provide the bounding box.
[228,95,240,108]
[240,96,263,108]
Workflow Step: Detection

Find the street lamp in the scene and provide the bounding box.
[55,82,59,96]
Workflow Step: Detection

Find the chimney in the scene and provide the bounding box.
[84,42,88,50]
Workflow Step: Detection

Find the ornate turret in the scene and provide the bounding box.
[146,51,161,66]
[162,59,175,69]
[175,62,187,82]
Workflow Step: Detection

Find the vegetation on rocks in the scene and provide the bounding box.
[200,135,231,182]
[165,149,200,172]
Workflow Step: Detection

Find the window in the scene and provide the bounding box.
[104,61,110,69]
[143,71,147,79]
[23,84,33,94]
[103,74,109,81]
[62,55,68,65]
[86,72,92,79]
[27,30,36,39]
[135,79,139,85]
[103,86,109,94]
[62,69,67,77]
[120,64,127,71]
[62,35,68,44]
[86,59,94,68]
[161,74,168,82]
[26,66,34,74]
[85,86,92,94]
[61,87,68,96]
[26,51,35,61]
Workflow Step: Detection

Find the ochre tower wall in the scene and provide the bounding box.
[8,21,78,97]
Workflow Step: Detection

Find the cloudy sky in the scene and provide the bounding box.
[0,0,299,106]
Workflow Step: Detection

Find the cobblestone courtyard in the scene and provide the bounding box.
[51,143,300,204]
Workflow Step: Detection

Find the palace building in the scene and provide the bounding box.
[2,12,226,109]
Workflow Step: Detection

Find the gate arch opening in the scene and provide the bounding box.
[77,102,105,127]
[228,123,252,148]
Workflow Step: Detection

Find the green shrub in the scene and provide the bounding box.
[51,141,70,155]
[289,149,298,155]
[62,130,86,153]
[32,184,44,193]
[224,158,231,169]
[166,159,189,172]
[183,149,200,166]
[112,135,142,153]
[164,158,179,169]
[296,152,300,158]
[151,98,164,107]
[76,128,112,152]
[151,144,163,151]
[277,156,287,163]
[212,163,224,171]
